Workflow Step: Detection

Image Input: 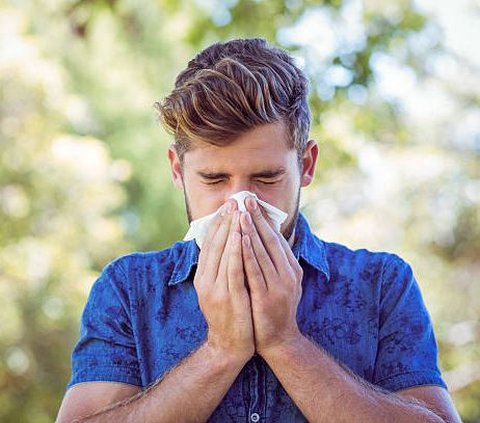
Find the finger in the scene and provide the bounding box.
[242,234,267,293]
[277,233,297,268]
[277,232,303,281]
[227,230,245,293]
[197,202,231,276]
[240,211,276,283]
[217,210,240,285]
[201,201,237,284]
[244,196,288,272]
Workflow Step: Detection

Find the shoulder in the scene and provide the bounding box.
[97,240,195,291]
[319,240,417,299]
[108,240,190,271]
[322,240,408,275]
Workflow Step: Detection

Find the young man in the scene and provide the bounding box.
[57,39,461,422]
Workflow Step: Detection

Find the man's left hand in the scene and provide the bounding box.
[239,197,304,356]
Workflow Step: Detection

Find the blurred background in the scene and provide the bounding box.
[0,0,479,421]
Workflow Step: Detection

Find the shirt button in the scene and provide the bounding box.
[250,413,260,422]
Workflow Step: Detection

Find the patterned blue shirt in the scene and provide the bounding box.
[68,213,446,422]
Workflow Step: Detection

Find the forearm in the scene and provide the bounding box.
[78,342,248,423]
[262,335,445,423]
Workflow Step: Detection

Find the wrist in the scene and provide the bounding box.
[203,340,253,369]
[257,330,307,361]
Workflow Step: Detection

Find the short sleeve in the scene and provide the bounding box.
[373,255,447,392]
[67,259,141,389]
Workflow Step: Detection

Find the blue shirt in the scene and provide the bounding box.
[68,213,446,422]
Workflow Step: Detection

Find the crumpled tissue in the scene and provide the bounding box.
[183,190,288,248]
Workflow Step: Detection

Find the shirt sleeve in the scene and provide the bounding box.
[67,259,142,389]
[373,254,447,392]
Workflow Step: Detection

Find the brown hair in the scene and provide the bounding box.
[155,38,310,161]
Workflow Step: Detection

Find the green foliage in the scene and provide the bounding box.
[1,0,478,421]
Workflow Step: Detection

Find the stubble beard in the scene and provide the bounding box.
[282,188,300,244]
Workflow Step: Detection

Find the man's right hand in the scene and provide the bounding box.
[194,200,255,363]
[56,201,254,422]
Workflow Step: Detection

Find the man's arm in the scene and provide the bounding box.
[57,342,247,423]
[240,197,461,423]
[399,386,462,422]
[57,202,254,422]
[261,334,461,423]
[56,383,141,423]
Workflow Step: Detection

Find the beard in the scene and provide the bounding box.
[183,186,301,244]
[184,188,194,225]
[282,188,300,244]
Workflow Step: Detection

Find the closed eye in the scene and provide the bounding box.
[198,171,228,185]
[203,179,225,185]
[252,169,285,185]
[256,178,282,185]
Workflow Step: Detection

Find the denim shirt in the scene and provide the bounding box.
[68,214,446,422]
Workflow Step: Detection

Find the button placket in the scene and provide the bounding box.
[246,356,263,422]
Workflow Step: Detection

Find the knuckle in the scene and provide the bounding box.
[265,231,278,245]
[229,267,243,280]
[254,297,268,311]
[250,270,264,282]
[219,216,230,230]
[252,205,263,219]
[283,268,295,282]
[193,273,206,287]
[210,292,227,306]
[294,263,303,278]
[246,271,261,284]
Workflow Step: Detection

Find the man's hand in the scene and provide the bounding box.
[57,201,257,423]
[194,200,255,362]
[239,197,304,356]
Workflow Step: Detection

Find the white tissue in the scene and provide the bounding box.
[184,190,288,248]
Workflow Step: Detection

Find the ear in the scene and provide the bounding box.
[167,144,184,190]
[300,140,319,187]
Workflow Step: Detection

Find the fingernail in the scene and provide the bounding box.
[248,197,257,210]
[220,204,228,216]
[221,202,232,216]
[245,212,252,225]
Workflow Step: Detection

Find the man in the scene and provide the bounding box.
[56,39,461,422]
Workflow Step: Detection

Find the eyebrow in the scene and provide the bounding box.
[197,168,286,179]
[251,169,286,178]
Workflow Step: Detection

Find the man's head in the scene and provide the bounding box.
[156,39,318,240]
[156,38,311,162]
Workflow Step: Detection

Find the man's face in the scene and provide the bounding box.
[168,121,318,241]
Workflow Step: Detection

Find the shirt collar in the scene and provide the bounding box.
[168,240,200,286]
[168,212,330,286]
[292,213,330,282]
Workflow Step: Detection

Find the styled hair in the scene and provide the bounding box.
[155,38,310,161]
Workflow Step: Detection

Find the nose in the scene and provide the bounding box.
[224,181,256,204]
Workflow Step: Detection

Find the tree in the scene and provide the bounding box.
[0,0,478,420]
